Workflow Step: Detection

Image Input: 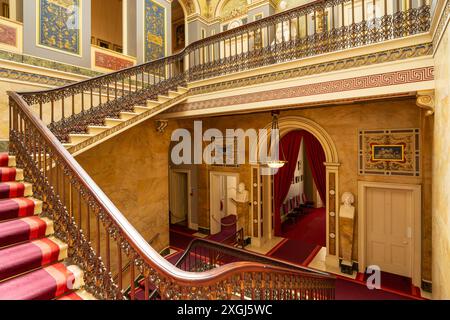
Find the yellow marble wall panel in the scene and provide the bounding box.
[0,80,46,140]
[432,23,450,299]
[76,119,175,253]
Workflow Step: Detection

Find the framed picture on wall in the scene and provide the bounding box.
[371,145,405,162]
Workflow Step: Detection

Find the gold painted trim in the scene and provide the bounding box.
[371,145,406,162]
[35,0,83,57]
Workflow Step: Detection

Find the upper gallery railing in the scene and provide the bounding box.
[7,0,433,300]
[16,0,431,143]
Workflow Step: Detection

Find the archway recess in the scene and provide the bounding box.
[259,116,341,268]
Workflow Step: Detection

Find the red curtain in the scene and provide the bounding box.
[303,131,326,205]
[274,131,303,236]
[273,130,326,237]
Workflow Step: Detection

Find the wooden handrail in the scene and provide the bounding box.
[176,238,332,278]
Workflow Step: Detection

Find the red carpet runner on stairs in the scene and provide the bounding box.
[0,153,92,300]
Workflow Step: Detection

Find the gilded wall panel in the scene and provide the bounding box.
[145,0,165,62]
[38,0,81,55]
[358,129,421,177]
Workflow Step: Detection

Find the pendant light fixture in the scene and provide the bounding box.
[265,111,287,169]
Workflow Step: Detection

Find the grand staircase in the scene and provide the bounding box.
[5,0,430,300]
[0,153,94,300]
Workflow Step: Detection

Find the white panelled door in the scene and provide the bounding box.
[366,187,413,277]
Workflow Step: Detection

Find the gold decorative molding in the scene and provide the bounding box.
[417,90,435,116]
[156,120,169,133]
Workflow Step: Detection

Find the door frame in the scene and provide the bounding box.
[358,181,422,287]
[169,169,193,229]
[209,171,240,235]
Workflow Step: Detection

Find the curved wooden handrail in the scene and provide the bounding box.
[177,238,333,279]
[8,90,334,288]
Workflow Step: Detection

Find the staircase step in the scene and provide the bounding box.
[168,90,180,98]
[88,125,111,135]
[0,216,53,248]
[133,106,151,114]
[146,100,160,108]
[57,290,96,300]
[0,237,67,282]
[0,197,41,222]
[0,168,23,182]
[0,182,32,200]
[0,154,15,168]
[104,118,126,127]
[157,95,171,103]
[119,111,138,120]
[177,86,188,94]
[62,143,74,149]
[69,134,95,145]
[0,263,84,300]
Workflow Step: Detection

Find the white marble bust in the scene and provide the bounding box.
[235,182,249,203]
[340,192,355,219]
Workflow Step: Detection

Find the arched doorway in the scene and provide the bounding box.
[251,116,340,268]
[171,0,186,54]
[270,130,327,265]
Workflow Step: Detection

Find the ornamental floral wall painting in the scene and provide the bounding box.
[39,0,81,55]
[358,129,420,177]
[145,0,165,62]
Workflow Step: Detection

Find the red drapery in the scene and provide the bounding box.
[303,131,326,205]
[274,131,302,236]
[273,130,326,236]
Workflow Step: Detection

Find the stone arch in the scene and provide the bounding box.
[178,0,201,16]
[252,116,341,268]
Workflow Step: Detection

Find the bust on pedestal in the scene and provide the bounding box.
[339,192,356,275]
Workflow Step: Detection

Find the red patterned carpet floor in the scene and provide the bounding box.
[281,207,326,247]
[168,214,424,300]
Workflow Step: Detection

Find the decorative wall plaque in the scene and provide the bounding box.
[358,129,420,177]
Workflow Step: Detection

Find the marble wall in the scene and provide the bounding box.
[432,23,450,299]
[0,80,48,140]
[76,119,175,252]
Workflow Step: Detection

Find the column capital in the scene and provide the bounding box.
[416,90,435,116]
